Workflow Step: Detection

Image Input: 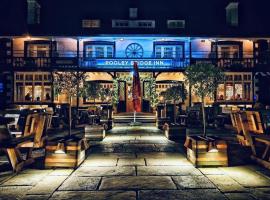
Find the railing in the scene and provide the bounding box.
[191,58,256,69]
[1,50,269,70]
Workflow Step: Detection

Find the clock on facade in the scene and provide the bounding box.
[125,43,144,58]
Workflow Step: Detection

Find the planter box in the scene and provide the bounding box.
[85,125,106,141]
[164,123,186,141]
[45,137,87,168]
[185,136,228,167]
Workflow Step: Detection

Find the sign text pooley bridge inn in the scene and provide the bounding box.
[91,59,174,68]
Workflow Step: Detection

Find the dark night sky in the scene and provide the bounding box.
[0,0,270,37]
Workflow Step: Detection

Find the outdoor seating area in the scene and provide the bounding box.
[0,105,113,172]
[230,110,270,169]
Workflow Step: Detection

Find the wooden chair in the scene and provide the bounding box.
[0,117,35,172]
[230,111,247,145]
[238,112,270,169]
[0,113,48,172]
[245,111,264,134]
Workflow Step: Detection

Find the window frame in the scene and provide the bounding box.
[83,41,115,59]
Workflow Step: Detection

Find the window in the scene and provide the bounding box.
[217,72,252,102]
[226,2,239,27]
[85,45,114,58]
[27,0,40,24]
[112,20,155,28]
[84,42,114,58]
[0,83,4,93]
[154,43,184,59]
[82,20,100,28]
[164,47,173,58]
[167,20,185,29]
[27,44,50,57]
[14,72,52,102]
[129,8,138,18]
[218,45,239,58]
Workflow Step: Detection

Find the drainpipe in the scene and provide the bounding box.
[76,38,80,112]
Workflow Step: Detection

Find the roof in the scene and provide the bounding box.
[0,0,270,37]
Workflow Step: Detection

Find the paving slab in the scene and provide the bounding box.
[58,176,101,191]
[145,157,192,166]
[99,176,177,190]
[137,152,186,159]
[50,191,136,200]
[21,169,53,175]
[0,172,14,184]
[0,186,32,199]
[81,157,118,167]
[49,169,73,176]
[249,188,270,200]
[224,193,256,200]
[138,166,202,176]
[199,168,225,175]
[1,173,46,186]
[117,158,145,166]
[138,189,227,200]
[27,175,67,195]
[206,174,246,192]
[172,175,216,189]
[22,194,51,200]
[73,166,136,176]
[220,166,270,187]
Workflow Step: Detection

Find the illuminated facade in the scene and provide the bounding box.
[0,1,270,111]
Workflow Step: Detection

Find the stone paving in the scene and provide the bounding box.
[1,126,270,199]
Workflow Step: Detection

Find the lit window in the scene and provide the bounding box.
[14,72,52,102]
[225,83,234,100]
[154,44,184,58]
[82,19,100,28]
[85,45,114,58]
[217,73,252,102]
[82,20,100,28]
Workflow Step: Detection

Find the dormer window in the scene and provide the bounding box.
[226,2,239,27]
[27,0,41,24]
[129,8,138,19]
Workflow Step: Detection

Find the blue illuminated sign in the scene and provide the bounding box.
[95,59,173,68]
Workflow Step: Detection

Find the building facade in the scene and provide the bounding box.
[0,0,270,112]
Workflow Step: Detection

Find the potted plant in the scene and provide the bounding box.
[47,71,88,168]
[53,71,87,137]
[162,84,187,141]
[184,63,228,167]
[99,87,113,129]
[85,81,101,107]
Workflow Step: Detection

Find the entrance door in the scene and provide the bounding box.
[117,81,126,112]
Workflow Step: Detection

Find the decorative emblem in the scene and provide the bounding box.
[125,43,144,58]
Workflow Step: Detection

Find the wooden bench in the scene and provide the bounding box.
[237,111,270,169]
[250,135,270,170]
[0,112,48,172]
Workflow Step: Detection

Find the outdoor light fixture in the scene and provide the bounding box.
[208,141,219,153]
[55,142,66,154]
